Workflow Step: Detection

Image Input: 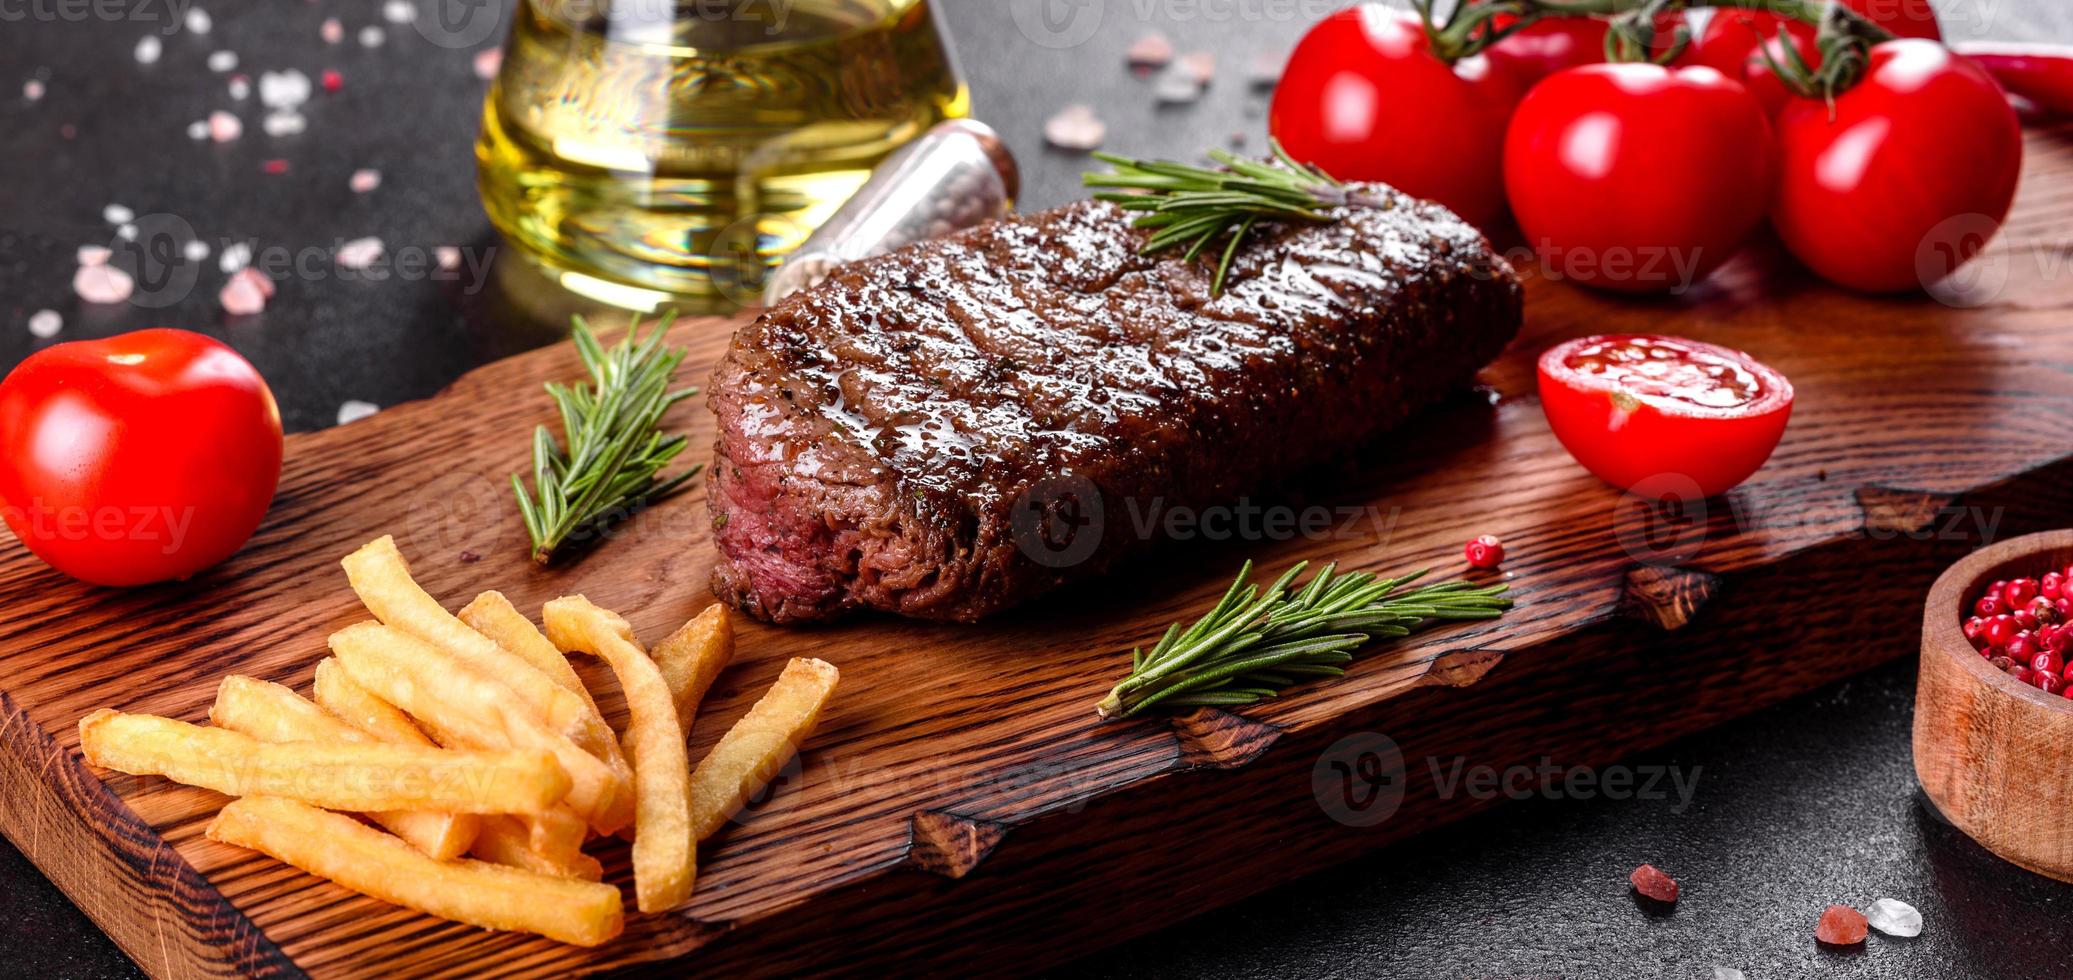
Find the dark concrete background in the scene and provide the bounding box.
[0,1,2068,976]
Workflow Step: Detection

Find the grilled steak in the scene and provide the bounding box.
[707,187,1522,624]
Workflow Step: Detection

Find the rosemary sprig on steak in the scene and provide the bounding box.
[1095,561,1512,718]
[512,316,700,564]
[1082,139,1394,295]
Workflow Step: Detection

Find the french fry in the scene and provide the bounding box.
[653,605,735,737]
[342,538,627,801]
[690,658,839,841]
[471,815,604,881]
[543,596,693,914]
[209,675,480,860]
[459,590,637,830]
[320,653,598,854]
[458,591,588,697]
[311,657,434,747]
[328,621,621,826]
[79,709,569,815]
[207,797,623,947]
[522,803,589,865]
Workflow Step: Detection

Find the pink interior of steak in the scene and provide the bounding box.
[707,392,972,623]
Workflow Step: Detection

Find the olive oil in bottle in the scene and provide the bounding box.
[476,0,967,310]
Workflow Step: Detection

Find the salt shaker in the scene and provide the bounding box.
[763,119,1019,305]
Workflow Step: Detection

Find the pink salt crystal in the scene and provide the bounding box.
[1043,103,1105,152]
[434,246,462,271]
[261,158,290,175]
[208,109,241,142]
[1127,33,1173,69]
[27,309,61,339]
[321,17,343,43]
[76,244,112,266]
[1816,905,1868,945]
[73,264,134,304]
[349,168,381,193]
[322,69,343,93]
[1152,63,1202,103]
[336,237,384,269]
[23,79,45,102]
[59,123,75,139]
[473,48,503,80]
[219,268,273,315]
[337,400,379,425]
[1179,51,1215,86]
[1629,864,1679,904]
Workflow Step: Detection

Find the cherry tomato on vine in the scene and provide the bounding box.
[1486,14,1611,83]
[1503,63,1774,293]
[1271,5,1521,228]
[1539,334,1794,499]
[1467,10,1689,88]
[1771,39,2022,293]
[0,329,282,586]
[1727,32,1812,116]
[1691,0,1940,97]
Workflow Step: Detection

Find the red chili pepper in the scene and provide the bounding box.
[1956,41,2073,117]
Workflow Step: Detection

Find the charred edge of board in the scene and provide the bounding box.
[1855,486,1959,537]
[904,811,1010,880]
[0,689,300,978]
[1416,647,1508,689]
[1620,565,1723,632]
[1170,708,1284,770]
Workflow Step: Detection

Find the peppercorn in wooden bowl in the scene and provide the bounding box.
[1915,529,2073,883]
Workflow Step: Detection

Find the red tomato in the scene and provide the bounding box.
[1271,5,1521,228]
[1771,40,2022,292]
[1486,15,1611,83]
[1503,63,1774,293]
[0,329,282,585]
[1539,335,1794,499]
[1691,1,1940,95]
[1489,11,1686,81]
[1734,33,1810,116]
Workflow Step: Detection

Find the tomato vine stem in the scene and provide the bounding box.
[1416,0,1895,65]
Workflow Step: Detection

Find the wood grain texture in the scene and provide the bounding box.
[1914,529,2073,883]
[0,125,2071,978]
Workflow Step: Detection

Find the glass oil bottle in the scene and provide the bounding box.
[476,0,968,311]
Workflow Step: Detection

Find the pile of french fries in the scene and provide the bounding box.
[76,535,838,947]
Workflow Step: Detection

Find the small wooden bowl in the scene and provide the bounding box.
[1915,529,2073,882]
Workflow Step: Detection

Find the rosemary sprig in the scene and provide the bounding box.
[512,315,701,564]
[1082,138,1392,295]
[1095,560,1512,719]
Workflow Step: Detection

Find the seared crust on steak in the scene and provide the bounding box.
[707,187,1522,624]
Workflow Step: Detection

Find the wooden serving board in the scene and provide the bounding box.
[4,126,2073,978]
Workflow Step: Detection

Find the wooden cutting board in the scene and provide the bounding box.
[4,125,2073,979]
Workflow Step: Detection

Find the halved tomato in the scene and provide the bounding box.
[1538,335,1794,499]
